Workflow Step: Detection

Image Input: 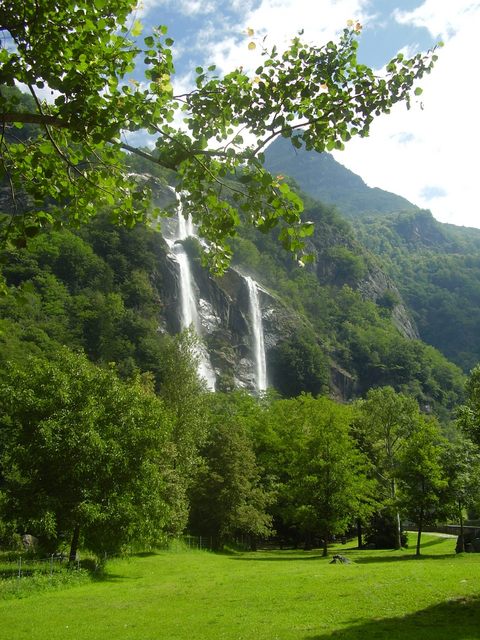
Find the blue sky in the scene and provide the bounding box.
[133,0,480,228]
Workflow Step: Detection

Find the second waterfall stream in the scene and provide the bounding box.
[245,275,268,393]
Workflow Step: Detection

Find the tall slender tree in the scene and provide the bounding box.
[396,417,449,556]
[188,393,273,549]
[353,386,420,549]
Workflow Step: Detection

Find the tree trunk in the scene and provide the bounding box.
[458,502,465,553]
[322,533,328,557]
[356,519,363,549]
[395,508,402,550]
[391,478,402,549]
[304,531,312,551]
[69,525,80,563]
[416,512,423,557]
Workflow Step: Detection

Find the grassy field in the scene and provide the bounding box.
[1,535,480,640]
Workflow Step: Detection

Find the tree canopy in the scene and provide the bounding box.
[0,1,438,269]
[0,348,176,559]
[397,416,449,556]
[353,386,420,549]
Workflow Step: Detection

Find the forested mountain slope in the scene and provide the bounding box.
[0,187,465,420]
[230,197,464,417]
[0,84,467,416]
[265,137,480,373]
[264,136,417,218]
[355,210,480,372]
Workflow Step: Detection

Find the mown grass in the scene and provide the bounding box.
[1,535,479,640]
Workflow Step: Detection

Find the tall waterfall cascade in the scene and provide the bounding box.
[165,193,216,391]
[245,276,268,393]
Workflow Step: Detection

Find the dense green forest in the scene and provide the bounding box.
[0,105,475,559]
[354,210,480,372]
[0,178,476,559]
[0,185,466,415]
[230,195,465,416]
[0,127,476,562]
[265,137,480,374]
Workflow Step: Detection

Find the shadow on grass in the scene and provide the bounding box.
[226,547,458,564]
[92,572,139,583]
[419,537,455,549]
[353,552,455,564]
[91,572,117,583]
[228,552,326,562]
[305,595,480,640]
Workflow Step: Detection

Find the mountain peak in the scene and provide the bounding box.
[264,137,417,218]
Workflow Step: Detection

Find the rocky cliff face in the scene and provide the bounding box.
[306,208,419,341]
[149,182,313,392]
[356,263,419,340]
[157,246,303,392]
[154,233,411,400]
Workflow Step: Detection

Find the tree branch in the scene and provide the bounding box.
[0,112,70,128]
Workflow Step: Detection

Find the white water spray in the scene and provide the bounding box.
[245,276,267,393]
[166,194,216,391]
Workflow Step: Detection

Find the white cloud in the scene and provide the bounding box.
[135,1,371,74]
[394,0,480,39]
[230,0,257,11]
[134,0,162,18]
[137,0,219,17]
[209,1,480,229]
[173,0,218,15]
[333,2,480,228]
[195,0,371,73]
[245,0,369,40]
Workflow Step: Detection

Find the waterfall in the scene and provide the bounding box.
[166,195,216,391]
[176,206,194,241]
[245,276,267,393]
[172,244,198,331]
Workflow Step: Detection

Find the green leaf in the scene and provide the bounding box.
[299,223,314,238]
[131,20,143,37]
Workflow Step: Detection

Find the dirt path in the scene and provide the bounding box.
[408,530,456,538]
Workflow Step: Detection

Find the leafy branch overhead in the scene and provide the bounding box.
[0,1,439,270]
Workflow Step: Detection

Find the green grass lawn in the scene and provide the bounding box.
[1,535,480,640]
